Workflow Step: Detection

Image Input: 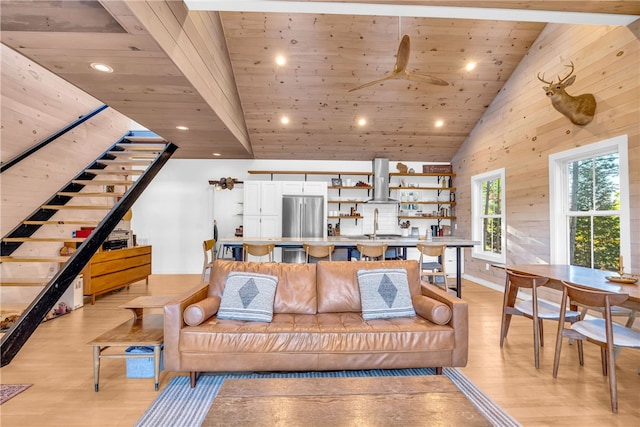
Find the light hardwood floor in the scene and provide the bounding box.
[1,275,638,426]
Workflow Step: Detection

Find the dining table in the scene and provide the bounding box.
[497,264,640,311]
[218,236,479,298]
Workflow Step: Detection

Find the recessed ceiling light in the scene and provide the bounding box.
[435,120,444,128]
[90,63,113,73]
[275,55,286,66]
[176,125,189,130]
[357,118,367,126]
[281,116,290,125]
[465,61,477,71]
[212,153,221,157]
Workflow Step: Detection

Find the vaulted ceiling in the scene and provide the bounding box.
[1,1,638,161]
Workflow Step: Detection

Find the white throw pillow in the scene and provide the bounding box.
[357,268,416,320]
[217,272,278,322]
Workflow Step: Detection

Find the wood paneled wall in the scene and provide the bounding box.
[451,23,640,285]
[0,44,132,235]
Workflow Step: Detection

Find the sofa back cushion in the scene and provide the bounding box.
[316,260,421,313]
[209,260,317,314]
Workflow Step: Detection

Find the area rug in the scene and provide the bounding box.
[135,368,520,427]
[0,384,32,405]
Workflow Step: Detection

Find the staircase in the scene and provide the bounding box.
[0,132,178,366]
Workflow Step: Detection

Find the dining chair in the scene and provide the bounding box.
[303,243,335,263]
[416,244,448,292]
[553,280,640,413]
[201,239,216,282]
[356,243,388,261]
[242,243,275,262]
[500,270,581,369]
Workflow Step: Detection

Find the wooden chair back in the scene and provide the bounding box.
[201,239,216,282]
[356,243,387,260]
[242,243,275,262]
[303,243,335,262]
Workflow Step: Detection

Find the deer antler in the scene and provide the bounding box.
[537,72,554,85]
[557,61,575,83]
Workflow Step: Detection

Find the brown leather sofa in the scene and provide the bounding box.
[163,259,468,387]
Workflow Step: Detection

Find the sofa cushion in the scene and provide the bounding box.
[316,260,421,313]
[179,313,456,356]
[412,295,452,325]
[184,296,221,326]
[217,272,278,322]
[357,268,416,320]
[209,260,317,314]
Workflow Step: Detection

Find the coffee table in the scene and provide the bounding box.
[202,376,491,426]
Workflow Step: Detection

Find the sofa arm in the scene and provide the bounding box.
[163,283,210,371]
[420,282,469,367]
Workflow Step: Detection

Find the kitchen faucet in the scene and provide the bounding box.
[373,208,379,240]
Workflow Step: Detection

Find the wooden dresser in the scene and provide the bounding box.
[82,245,152,304]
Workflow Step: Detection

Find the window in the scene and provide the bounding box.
[549,135,630,271]
[471,168,506,263]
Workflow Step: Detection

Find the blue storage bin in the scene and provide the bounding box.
[125,345,163,378]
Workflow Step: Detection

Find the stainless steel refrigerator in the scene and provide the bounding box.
[282,195,324,263]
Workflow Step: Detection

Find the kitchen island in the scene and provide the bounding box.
[218,236,478,298]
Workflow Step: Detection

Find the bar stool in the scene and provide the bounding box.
[242,243,275,262]
[416,244,448,291]
[303,243,335,262]
[356,243,388,261]
[201,239,216,282]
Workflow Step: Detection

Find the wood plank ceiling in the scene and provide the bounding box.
[1,1,638,161]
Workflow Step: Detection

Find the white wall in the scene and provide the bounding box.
[131,158,439,273]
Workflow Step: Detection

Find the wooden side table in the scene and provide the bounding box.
[87,295,174,392]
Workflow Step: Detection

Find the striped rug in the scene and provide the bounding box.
[135,368,520,427]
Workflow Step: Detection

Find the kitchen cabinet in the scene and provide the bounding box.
[281,181,327,196]
[243,181,282,240]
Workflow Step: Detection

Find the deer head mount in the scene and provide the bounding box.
[537,62,596,126]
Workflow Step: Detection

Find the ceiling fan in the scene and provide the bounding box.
[348,34,450,92]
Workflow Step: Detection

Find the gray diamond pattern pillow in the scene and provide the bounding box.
[357,268,416,320]
[217,272,278,322]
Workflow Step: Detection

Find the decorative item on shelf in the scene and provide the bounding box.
[396,162,408,173]
[408,168,415,173]
[422,164,453,174]
[209,177,242,190]
[450,192,456,202]
[331,178,343,187]
[354,180,371,187]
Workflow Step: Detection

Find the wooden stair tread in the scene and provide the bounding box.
[57,192,125,197]
[0,277,51,286]
[0,256,70,262]
[116,143,166,150]
[2,237,85,243]
[84,169,143,175]
[71,180,133,186]
[97,160,153,165]
[107,151,158,157]
[41,205,112,210]
[23,220,101,225]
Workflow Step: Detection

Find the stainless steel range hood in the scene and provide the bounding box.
[368,158,397,203]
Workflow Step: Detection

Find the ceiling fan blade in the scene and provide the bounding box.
[393,34,411,73]
[405,71,450,86]
[348,73,397,92]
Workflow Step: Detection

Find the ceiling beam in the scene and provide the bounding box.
[183,1,639,26]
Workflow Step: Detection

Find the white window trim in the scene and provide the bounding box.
[548,135,631,269]
[471,168,506,264]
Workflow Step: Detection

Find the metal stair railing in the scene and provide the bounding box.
[0,141,178,367]
[0,104,109,173]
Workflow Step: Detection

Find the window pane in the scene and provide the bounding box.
[482,217,502,254]
[567,159,593,212]
[593,215,620,271]
[569,216,592,268]
[481,178,501,215]
[594,153,619,211]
